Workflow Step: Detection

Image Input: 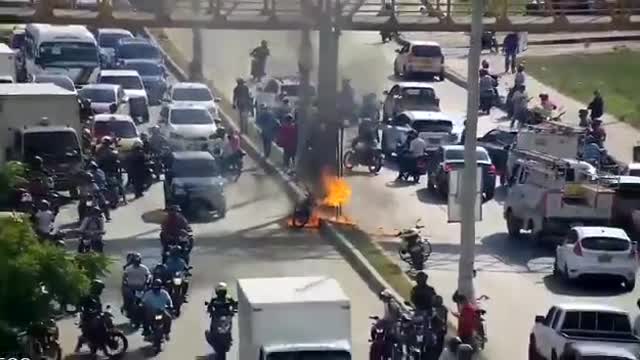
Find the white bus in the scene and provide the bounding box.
[22,24,99,83]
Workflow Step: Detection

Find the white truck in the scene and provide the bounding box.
[0,43,16,83]
[238,276,352,360]
[504,152,616,242]
[529,303,640,360]
[0,83,84,192]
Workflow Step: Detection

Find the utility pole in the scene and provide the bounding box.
[458,0,482,299]
[296,0,313,178]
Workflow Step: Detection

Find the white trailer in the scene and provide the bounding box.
[238,276,352,360]
[0,43,16,82]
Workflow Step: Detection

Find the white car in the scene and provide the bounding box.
[78,83,129,114]
[167,82,221,120]
[160,104,217,151]
[554,226,637,290]
[97,69,148,104]
[393,40,445,80]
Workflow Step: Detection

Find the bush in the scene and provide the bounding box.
[0,161,27,206]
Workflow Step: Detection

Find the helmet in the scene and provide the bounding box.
[151,125,160,134]
[101,136,112,145]
[215,282,228,296]
[415,271,428,284]
[379,289,393,300]
[168,205,181,213]
[399,228,419,239]
[88,161,98,170]
[260,40,267,46]
[154,263,167,272]
[32,156,44,168]
[38,199,50,209]
[152,279,163,289]
[236,78,245,84]
[131,252,142,264]
[447,336,463,352]
[90,279,105,293]
[481,59,489,69]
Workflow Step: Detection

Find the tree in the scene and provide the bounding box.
[0,161,27,206]
[0,213,111,353]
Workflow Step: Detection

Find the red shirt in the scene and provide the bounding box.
[458,303,477,337]
[277,123,298,152]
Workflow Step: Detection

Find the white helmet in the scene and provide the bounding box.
[215,282,228,294]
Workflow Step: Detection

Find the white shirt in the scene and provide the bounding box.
[409,137,427,157]
[35,210,55,233]
[124,264,151,288]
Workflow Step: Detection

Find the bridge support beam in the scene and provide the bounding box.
[189,28,204,81]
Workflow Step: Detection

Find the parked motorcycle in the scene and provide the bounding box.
[291,190,315,228]
[204,304,238,360]
[343,141,384,174]
[17,319,62,360]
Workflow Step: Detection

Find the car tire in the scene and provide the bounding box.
[439,70,445,82]
[552,258,560,277]
[506,210,522,239]
[625,278,636,291]
[393,64,400,77]
[403,67,411,80]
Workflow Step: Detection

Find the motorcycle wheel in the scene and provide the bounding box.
[368,153,383,174]
[369,343,384,360]
[214,347,228,360]
[103,331,128,358]
[343,150,356,171]
[152,330,163,354]
[291,207,310,228]
[91,240,104,253]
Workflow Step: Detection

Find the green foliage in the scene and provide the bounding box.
[0,214,110,352]
[0,161,27,205]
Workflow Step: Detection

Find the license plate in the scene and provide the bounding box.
[598,254,612,263]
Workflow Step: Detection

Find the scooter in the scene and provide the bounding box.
[204,305,238,360]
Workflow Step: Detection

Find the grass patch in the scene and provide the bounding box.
[336,225,413,300]
[524,49,640,126]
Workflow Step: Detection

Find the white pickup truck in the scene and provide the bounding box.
[529,303,640,360]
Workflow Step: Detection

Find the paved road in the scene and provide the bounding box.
[164,28,640,359]
[56,88,382,359]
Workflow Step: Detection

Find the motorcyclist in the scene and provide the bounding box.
[141,279,173,338]
[128,140,147,198]
[78,172,110,222]
[122,252,151,312]
[87,161,106,191]
[250,40,270,81]
[33,199,56,239]
[78,205,105,242]
[75,279,105,352]
[152,263,170,283]
[452,293,478,346]
[206,282,238,316]
[352,118,379,159]
[396,130,426,181]
[164,246,190,300]
[161,205,191,252]
[149,126,170,154]
[27,155,50,183]
[410,271,436,313]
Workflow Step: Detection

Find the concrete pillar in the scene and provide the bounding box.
[189,28,204,82]
[296,27,313,177]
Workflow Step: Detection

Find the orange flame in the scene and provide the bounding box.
[321,174,352,207]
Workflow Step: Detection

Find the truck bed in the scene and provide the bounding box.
[561,330,640,343]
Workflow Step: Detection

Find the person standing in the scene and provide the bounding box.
[588,90,604,120]
[511,85,529,128]
[277,114,298,171]
[257,105,279,158]
[232,78,252,133]
[502,32,519,74]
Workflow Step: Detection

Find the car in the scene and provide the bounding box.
[119,59,168,105]
[91,114,140,153]
[114,37,162,66]
[78,83,129,114]
[97,69,149,122]
[561,342,639,360]
[166,82,221,120]
[393,40,445,80]
[426,145,496,200]
[159,104,217,151]
[32,73,76,93]
[380,110,462,156]
[163,151,227,219]
[382,82,440,120]
[96,28,134,68]
[253,76,315,112]
[554,226,637,290]
[476,127,518,184]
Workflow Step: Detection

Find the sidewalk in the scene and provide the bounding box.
[446,52,638,164]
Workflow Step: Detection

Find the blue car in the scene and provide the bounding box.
[114,37,163,67]
[119,59,168,105]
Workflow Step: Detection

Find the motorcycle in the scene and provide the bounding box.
[396,147,429,183]
[17,319,62,360]
[81,305,128,357]
[219,151,246,183]
[148,308,171,354]
[473,295,489,350]
[291,189,315,228]
[368,315,396,360]
[167,268,192,317]
[398,227,432,272]
[343,140,384,174]
[77,230,105,253]
[162,230,194,263]
[122,286,146,328]
[204,305,237,360]
[406,311,436,360]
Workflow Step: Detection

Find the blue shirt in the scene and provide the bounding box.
[583,143,602,164]
[164,256,187,274]
[142,289,173,311]
[257,110,279,138]
[91,169,106,189]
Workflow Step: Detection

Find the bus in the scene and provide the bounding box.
[22,24,99,83]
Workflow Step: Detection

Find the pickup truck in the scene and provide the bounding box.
[529,303,640,360]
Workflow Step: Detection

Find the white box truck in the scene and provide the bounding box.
[238,276,352,360]
[0,43,16,82]
[0,83,83,192]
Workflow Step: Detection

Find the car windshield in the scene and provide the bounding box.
[93,121,137,139]
[445,149,490,162]
[169,108,213,125]
[124,62,163,76]
[39,42,98,64]
[401,88,436,103]
[35,76,75,91]
[411,45,442,57]
[629,169,640,177]
[562,311,631,332]
[100,75,142,90]
[172,88,213,101]
[266,351,351,360]
[99,33,132,48]
[79,88,116,103]
[281,85,299,97]
[24,131,80,160]
[116,43,160,60]
[172,158,219,177]
[413,120,452,133]
[581,237,630,252]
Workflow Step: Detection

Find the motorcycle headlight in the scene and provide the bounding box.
[154,314,163,320]
[173,277,183,285]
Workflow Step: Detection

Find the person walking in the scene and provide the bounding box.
[511,85,529,128]
[502,32,519,74]
[232,78,252,134]
[588,90,604,121]
[277,114,298,172]
[256,105,279,158]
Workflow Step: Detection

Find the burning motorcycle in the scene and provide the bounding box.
[343,140,384,174]
[291,190,315,228]
[204,304,238,360]
[398,226,432,272]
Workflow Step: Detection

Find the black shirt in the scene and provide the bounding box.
[588,95,604,119]
[410,284,436,311]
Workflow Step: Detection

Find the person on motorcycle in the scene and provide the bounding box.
[33,199,56,239]
[128,140,147,198]
[410,271,436,313]
[87,161,106,191]
[396,130,426,181]
[78,204,105,238]
[141,279,173,338]
[75,279,105,352]
[82,128,93,154]
[161,205,191,251]
[28,155,50,182]
[451,293,478,347]
[152,264,170,283]
[250,40,270,81]
[78,172,111,222]
[164,246,190,299]
[206,282,238,316]
[149,126,169,154]
[438,336,462,360]
[122,253,151,312]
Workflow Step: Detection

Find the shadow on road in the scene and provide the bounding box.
[542,274,630,297]
[416,188,446,205]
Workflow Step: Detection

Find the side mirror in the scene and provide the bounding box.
[535,315,544,323]
[204,301,209,306]
[214,97,221,103]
